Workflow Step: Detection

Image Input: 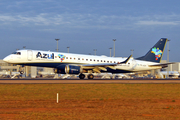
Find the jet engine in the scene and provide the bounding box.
[54,68,66,74]
[65,65,82,74]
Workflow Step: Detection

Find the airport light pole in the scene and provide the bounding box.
[109,48,112,57]
[167,39,170,78]
[131,49,134,57]
[94,49,97,56]
[67,47,70,53]
[22,46,26,77]
[113,39,116,57]
[55,39,60,52]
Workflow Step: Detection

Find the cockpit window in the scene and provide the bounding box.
[12,52,21,55]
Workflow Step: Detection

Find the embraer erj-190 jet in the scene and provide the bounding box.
[3,38,171,79]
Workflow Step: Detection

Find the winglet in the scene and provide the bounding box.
[119,55,132,64]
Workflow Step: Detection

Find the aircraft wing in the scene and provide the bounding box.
[149,62,175,68]
[82,55,132,72]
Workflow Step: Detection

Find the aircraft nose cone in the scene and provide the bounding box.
[3,56,10,62]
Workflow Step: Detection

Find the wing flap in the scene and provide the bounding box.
[107,66,116,70]
[98,67,107,71]
[93,68,101,73]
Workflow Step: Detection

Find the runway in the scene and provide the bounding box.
[1,79,180,84]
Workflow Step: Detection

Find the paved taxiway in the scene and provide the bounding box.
[1,79,180,84]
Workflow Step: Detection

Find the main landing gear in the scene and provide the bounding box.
[79,73,85,79]
[79,73,94,79]
[88,74,94,79]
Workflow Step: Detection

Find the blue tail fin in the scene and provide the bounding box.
[136,38,168,63]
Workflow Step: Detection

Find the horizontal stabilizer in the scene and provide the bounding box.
[149,62,175,68]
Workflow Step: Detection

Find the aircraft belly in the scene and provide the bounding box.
[105,67,132,73]
[17,62,67,68]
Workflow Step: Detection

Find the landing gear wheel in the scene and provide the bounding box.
[79,73,85,79]
[88,74,94,79]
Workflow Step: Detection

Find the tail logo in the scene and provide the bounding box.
[151,47,163,60]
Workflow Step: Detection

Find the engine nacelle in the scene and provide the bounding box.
[65,65,82,74]
[54,68,66,74]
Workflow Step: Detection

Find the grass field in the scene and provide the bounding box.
[0,84,180,120]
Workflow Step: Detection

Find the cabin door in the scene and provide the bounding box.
[131,59,137,70]
[27,50,33,61]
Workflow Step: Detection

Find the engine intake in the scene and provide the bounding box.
[65,65,82,74]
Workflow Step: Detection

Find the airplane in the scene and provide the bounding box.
[160,71,180,78]
[3,38,172,79]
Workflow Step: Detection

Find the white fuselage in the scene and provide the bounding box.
[3,50,162,73]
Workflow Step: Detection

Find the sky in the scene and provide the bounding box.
[0,0,180,62]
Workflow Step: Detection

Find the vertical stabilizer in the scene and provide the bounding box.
[136,38,167,63]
